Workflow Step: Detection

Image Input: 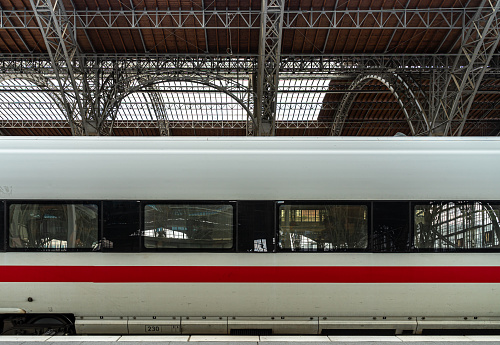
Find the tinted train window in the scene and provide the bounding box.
[143,203,234,250]
[373,202,410,252]
[414,202,500,250]
[9,203,99,251]
[103,201,140,252]
[0,201,4,251]
[238,201,275,252]
[278,204,368,251]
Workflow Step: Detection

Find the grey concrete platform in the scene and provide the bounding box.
[2,335,500,344]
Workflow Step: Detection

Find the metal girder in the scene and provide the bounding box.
[329,73,430,136]
[1,54,500,76]
[3,118,499,132]
[431,0,500,136]
[0,5,33,52]
[0,8,476,30]
[0,119,71,128]
[254,0,285,136]
[28,0,86,135]
[147,91,170,136]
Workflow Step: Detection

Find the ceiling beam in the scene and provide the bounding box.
[1,53,499,75]
[0,5,33,53]
[0,8,476,30]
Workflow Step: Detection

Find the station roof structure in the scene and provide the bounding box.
[0,0,498,136]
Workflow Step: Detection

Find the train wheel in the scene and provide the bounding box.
[1,315,74,335]
[28,315,74,335]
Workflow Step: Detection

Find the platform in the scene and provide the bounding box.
[2,335,500,344]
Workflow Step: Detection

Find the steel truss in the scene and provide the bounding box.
[147,90,170,136]
[0,54,499,75]
[138,76,170,136]
[0,54,499,133]
[253,0,285,136]
[28,0,87,135]
[431,0,500,136]
[0,8,477,30]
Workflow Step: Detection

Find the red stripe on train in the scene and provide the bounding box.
[1,266,500,283]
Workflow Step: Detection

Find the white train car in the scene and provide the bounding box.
[1,136,500,335]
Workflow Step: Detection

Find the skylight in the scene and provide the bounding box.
[277,79,330,121]
[117,80,249,122]
[0,79,66,122]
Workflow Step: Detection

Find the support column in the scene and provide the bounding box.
[29,0,88,135]
[253,0,285,136]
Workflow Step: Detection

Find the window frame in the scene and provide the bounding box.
[140,200,237,252]
[411,200,500,253]
[6,200,102,252]
[276,201,371,253]
[0,201,4,252]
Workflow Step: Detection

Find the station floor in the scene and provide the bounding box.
[2,335,500,344]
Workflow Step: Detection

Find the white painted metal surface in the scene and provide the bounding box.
[1,253,500,331]
[0,136,499,200]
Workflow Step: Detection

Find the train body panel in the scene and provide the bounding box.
[1,137,500,335]
[2,282,500,317]
[0,137,499,201]
[1,253,500,318]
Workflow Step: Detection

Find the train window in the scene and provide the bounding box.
[414,202,500,250]
[278,204,368,251]
[102,201,141,252]
[0,201,4,251]
[8,203,99,251]
[237,201,275,252]
[143,203,234,250]
[372,202,410,252]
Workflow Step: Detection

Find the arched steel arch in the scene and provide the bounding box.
[102,73,253,135]
[329,73,430,136]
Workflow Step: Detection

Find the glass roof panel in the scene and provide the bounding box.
[0,78,331,127]
[277,79,330,121]
[117,80,249,122]
[0,79,66,121]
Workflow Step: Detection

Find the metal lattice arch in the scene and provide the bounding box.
[112,76,253,134]
[329,74,430,136]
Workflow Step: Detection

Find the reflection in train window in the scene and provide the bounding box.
[372,202,410,252]
[237,201,275,252]
[9,203,99,251]
[102,201,141,252]
[143,204,233,249]
[279,204,368,251]
[414,202,500,250]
